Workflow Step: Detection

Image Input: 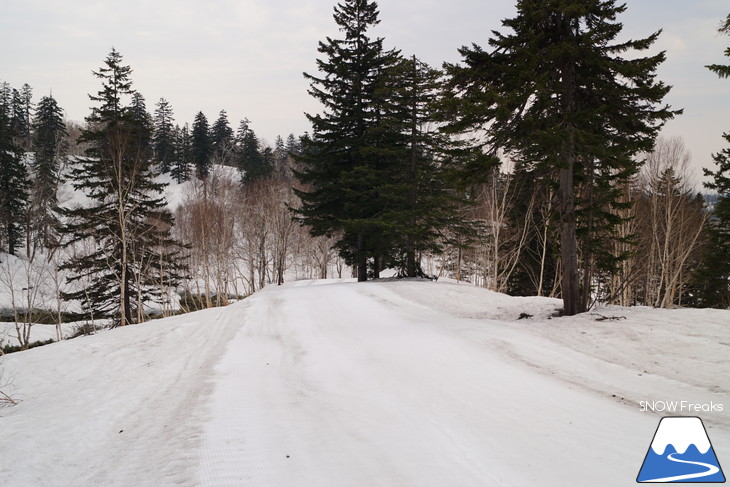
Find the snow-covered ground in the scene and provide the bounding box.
[1,279,728,486]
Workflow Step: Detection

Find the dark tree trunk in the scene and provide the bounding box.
[558,29,582,317]
[581,161,596,312]
[123,266,133,325]
[406,250,417,278]
[357,232,367,282]
[373,255,384,279]
[407,55,419,279]
[559,162,580,316]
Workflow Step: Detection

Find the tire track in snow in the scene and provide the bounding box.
[195,281,664,486]
[1,303,245,486]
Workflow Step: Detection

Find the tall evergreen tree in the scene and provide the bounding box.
[31,94,68,249]
[192,111,211,180]
[698,14,730,308]
[152,98,175,174]
[0,82,11,108]
[211,109,234,166]
[443,0,676,314]
[294,0,402,281]
[128,92,152,152]
[0,86,30,255]
[275,135,285,153]
[60,48,186,326]
[285,133,301,155]
[236,119,271,184]
[8,84,33,152]
[378,56,478,277]
[171,123,192,184]
[272,135,289,176]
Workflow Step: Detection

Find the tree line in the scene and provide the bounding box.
[0,50,309,333]
[1,0,729,332]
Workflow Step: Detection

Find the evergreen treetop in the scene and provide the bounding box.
[192,111,211,180]
[153,98,175,173]
[211,109,235,165]
[0,85,30,255]
[31,94,68,249]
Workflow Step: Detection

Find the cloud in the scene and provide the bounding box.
[2,0,728,166]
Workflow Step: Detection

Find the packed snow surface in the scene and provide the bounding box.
[1,279,728,486]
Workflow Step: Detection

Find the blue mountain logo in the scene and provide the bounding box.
[637,416,725,483]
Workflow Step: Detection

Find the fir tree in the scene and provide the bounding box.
[236,119,271,184]
[152,98,175,173]
[31,94,68,249]
[377,56,476,277]
[0,82,11,108]
[8,84,33,152]
[294,0,403,281]
[128,92,152,152]
[171,123,192,184]
[285,133,301,155]
[60,48,186,326]
[211,109,234,166]
[192,111,211,180]
[272,135,289,177]
[0,88,30,255]
[443,0,677,314]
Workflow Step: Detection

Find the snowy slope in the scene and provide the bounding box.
[1,279,728,486]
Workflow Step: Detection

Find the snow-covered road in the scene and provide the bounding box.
[1,279,728,486]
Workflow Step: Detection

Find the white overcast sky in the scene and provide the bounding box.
[1,0,728,185]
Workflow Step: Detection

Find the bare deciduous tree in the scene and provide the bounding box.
[0,253,49,350]
[459,164,534,292]
[0,361,17,406]
[175,168,238,308]
[637,137,707,308]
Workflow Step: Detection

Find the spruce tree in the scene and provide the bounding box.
[152,98,175,174]
[377,56,478,277]
[60,48,186,326]
[698,14,730,308]
[443,0,677,314]
[0,87,30,255]
[285,133,301,155]
[236,119,271,184]
[272,135,290,176]
[294,0,402,280]
[171,123,192,184]
[192,111,211,180]
[128,92,152,151]
[211,109,234,166]
[8,84,33,152]
[31,94,68,249]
